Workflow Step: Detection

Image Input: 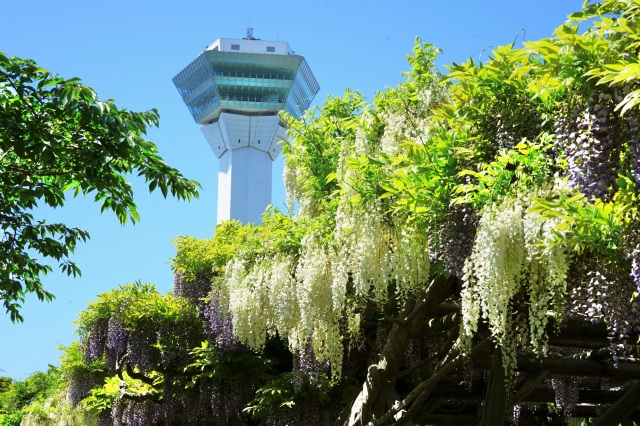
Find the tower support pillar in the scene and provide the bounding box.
[200,113,287,224]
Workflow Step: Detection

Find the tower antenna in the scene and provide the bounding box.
[246,17,254,40]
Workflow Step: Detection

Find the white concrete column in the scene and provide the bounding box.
[200,113,287,224]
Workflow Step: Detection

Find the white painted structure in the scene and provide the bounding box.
[200,113,287,224]
[206,38,294,56]
[173,30,319,225]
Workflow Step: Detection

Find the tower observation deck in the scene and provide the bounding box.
[173,31,319,224]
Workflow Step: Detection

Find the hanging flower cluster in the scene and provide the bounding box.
[461,202,526,348]
[523,212,570,353]
[215,88,437,378]
[292,231,342,373]
[333,196,391,303]
[461,201,570,370]
[218,233,343,377]
[222,258,269,351]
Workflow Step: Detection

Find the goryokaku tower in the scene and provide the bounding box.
[173,29,319,224]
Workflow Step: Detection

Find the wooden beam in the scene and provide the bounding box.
[517,357,640,380]
[474,356,640,379]
[511,369,551,405]
[591,381,640,426]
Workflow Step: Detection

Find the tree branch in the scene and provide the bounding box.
[591,380,640,426]
[125,363,157,387]
[480,347,507,426]
[381,337,492,426]
[348,275,454,425]
[396,326,457,379]
[511,369,551,405]
[120,390,161,404]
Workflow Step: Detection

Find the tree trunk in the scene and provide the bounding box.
[480,347,507,426]
[347,276,452,425]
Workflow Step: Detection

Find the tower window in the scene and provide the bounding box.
[266,46,275,52]
[231,44,240,50]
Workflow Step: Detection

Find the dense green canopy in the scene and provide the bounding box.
[0,53,200,321]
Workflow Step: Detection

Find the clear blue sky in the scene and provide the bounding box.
[0,0,580,379]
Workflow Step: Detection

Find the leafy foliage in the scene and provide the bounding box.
[0,52,200,321]
[16,0,640,424]
[0,366,65,425]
